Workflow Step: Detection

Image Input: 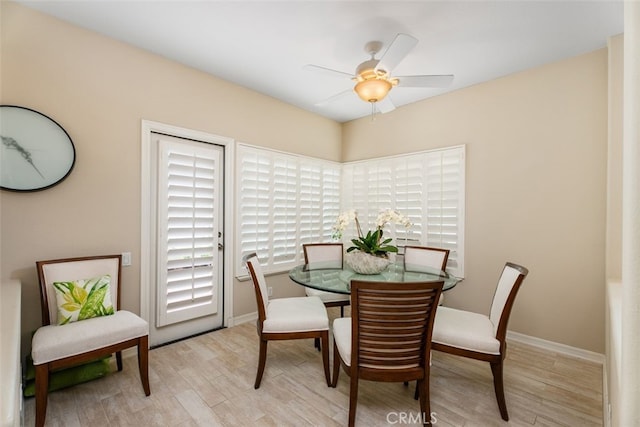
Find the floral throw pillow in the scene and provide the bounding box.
[53,275,115,325]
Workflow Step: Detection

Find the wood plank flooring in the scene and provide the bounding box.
[23,310,603,426]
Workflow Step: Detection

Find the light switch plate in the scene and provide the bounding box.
[122,252,132,266]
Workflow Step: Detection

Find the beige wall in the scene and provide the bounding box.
[343,50,608,353]
[607,34,624,283]
[606,33,623,427]
[1,1,611,357]
[0,2,341,357]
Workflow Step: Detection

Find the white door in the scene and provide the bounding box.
[150,132,224,346]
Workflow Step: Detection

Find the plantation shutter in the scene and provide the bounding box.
[320,167,341,242]
[157,139,222,326]
[236,144,341,276]
[272,157,298,266]
[393,156,425,243]
[342,145,465,277]
[238,151,271,262]
[424,148,465,275]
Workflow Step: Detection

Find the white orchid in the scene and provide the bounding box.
[331,209,356,240]
[376,209,412,230]
[331,208,412,256]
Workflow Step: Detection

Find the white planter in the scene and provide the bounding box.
[345,251,390,275]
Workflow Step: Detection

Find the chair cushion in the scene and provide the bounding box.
[263,296,329,333]
[305,287,350,304]
[432,307,501,355]
[53,274,115,325]
[332,317,352,367]
[32,310,148,365]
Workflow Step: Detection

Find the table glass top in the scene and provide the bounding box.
[288,262,460,295]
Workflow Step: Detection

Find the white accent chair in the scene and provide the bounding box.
[404,245,450,306]
[303,243,350,316]
[32,255,150,427]
[331,279,443,427]
[431,262,529,421]
[243,252,331,389]
[403,245,450,272]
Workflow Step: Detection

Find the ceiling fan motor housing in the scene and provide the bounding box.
[356,59,385,79]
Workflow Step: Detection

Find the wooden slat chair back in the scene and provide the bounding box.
[332,280,443,426]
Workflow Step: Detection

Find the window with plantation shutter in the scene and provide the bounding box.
[236,144,341,276]
[157,138,223,326]
[342,145,465,277]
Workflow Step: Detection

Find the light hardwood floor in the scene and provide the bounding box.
[23,311,603,426]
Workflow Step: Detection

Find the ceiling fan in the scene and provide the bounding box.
[305,33,454,115]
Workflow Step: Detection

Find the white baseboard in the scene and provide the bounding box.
[230,311,258,327]
[507,330,605,364]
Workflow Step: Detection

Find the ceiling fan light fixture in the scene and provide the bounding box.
[354,78,392,103]
[307,33,452,116]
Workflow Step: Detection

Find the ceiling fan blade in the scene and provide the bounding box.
[314,89,353,107]
[376,96,396,114]
[303,64,353,80]
[375,33,418,74]
[396,74,454,88]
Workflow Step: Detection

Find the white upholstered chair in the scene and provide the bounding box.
[303,243,350,351]
[404,245,450,306]
[32,255,150,427]
[243,252,331,388]
[431,262,529,421]
[332,279,443,427]
[403,245,450,272]
[303,243,350,317]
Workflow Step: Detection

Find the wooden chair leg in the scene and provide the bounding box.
[331,339,341,387]
[254,338,268,389]
[34,363,49,427]
[490,360,509,421]
[418,378,432,426]
[138,335,151,396]
[116,350,123,371]
[314,337,321,351]
[320,331,331,386]
[348,374,359,427]
[340,305,344,317]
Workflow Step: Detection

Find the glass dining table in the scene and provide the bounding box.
[288,261,460,295]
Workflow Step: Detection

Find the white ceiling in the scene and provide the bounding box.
[16,1,624,123]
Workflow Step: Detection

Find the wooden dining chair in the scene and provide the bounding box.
[303,243,350,317]
[404,246,450,307]
[431,262,529,421]
[332,279,443,427]
[303,243,350,350]
[31,255,150,427]
[243,252,331,388]
[403,245,450,272]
